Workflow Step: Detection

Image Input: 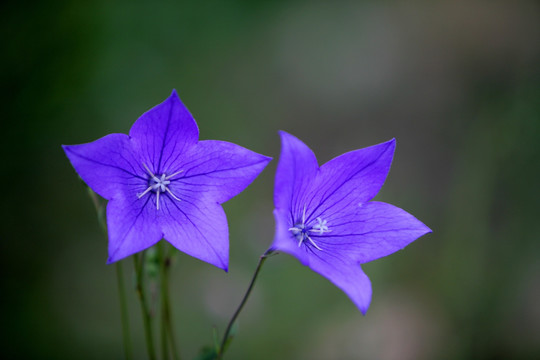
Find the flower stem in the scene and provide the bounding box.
[158,243,169,359]
[116,261,133,360]
[217,250,274,359]
[164,254,180,360]
[158,243,181,360]
[134,252,157,360]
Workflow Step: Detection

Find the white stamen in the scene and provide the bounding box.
[306,235,323,251]
[165,187,181,201]
[137,186,153,199]
[143,163,160,181]
[165,170,183,180]
[138,163,182,210]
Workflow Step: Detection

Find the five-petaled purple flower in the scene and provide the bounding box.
[63,90,271,270]
[270,131,431,314]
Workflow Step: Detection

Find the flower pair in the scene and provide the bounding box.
[63,90,430,313]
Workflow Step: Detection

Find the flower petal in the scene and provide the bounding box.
[63,134,142,200]
[274,131,319,218]
[106,194,163,263]
[173,140,271,204]
[160,195,229,271]
[312,201,432,264]
[306,139,395,222]
[308,255,372,314]
[129,89,199,175]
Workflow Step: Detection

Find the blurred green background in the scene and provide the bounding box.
[2,0,540,359]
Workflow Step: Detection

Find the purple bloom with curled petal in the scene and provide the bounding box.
[271,131,431,314]
[63,90,271,270]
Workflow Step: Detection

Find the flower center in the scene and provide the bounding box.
[288,206,330,251]
[137,163,182,210]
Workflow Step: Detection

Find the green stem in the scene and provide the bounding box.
[217,250,273,359]
[164,255,180,360]
[159,242,181,360]
[159,243,168,359]
[116,262,133,360]
[134,253,157,360]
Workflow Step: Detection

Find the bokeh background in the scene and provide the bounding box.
[2,0,540,359]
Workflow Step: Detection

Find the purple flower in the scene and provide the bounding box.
[271,131,431,314]
[63,90,271,270]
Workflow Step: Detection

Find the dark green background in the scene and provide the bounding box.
[2,1,539,359]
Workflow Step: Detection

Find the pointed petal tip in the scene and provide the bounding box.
[252,149,273,164]
[386,137,396,150]
[278,130,303,144]
[220,256,229,272]
[261,154,273,164]
[163,89,183,107]
[167,89,181,104]
[277,129,289,136]
[213,257,229,272]
[360,306,369,316]
[353,283,371,316]
[61,144,79,158]
[277,130,296,141]
[370,137,395,153]
[212,244,229,272]
[276,130,318,167]
[415,219,433,236]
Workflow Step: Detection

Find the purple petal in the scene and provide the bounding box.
[160,195,229,271]
[308,255,372,315]
[312,201,432,264]
[274,131,319,218]
[63,134,142,200]
[174,140,271,204]
[306,139,395,221]
[106,194,163,263]
[129,89,199,175]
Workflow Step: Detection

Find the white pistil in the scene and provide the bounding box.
[312,217,331,235]
[288,206,329,251]
[137,164,183,210]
